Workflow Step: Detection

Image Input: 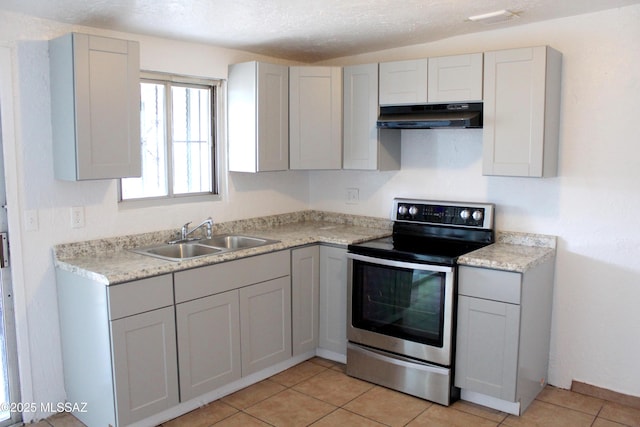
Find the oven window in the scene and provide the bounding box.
[352,260,446,347]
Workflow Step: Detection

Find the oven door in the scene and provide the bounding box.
[347,253,455,366]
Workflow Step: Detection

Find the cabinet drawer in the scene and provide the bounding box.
[175,250,290,303]
[108,274,173,320]
[458,266,521,304]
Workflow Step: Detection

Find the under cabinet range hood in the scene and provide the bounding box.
[377,102,483,129]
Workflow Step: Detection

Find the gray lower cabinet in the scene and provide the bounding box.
[239,277,292,374]
[455,295,520,400]
[111,306,179,425]
[318,246,348,356]
[291,246,320,356]
[56,271,177,427]
[174,250,291,395]
[57,250,291,426]
[455,260,555,415]
[175,290,241,401]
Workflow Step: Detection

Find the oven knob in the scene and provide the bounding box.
[398,205,408,216]
[408,205,419,216]
[460,209,471,220]
[472,210,484,221]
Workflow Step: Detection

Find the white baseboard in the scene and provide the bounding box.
[460,389,521,415]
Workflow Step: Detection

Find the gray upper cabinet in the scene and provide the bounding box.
[379,54,483,106]
[482,46,562,177]
[379,59,429,105]
[49,32,141,181]
[289,66,342,170]
[343,64,401,171]
[427,53,483,103]
[228,61,289,172]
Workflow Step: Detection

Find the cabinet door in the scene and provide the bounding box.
[291,246,320,355]
[111,307,179,425]
[290,67,342,170]
[240,277,292,375]
[319,246,348,355]
[343,64,401,171]
[228,61,288,172]
[455,295,520,401]
[257,62,289,171]
[482,46,561,177]
[379,59,428,105]
[428,53,483,102]
[176,290,241,401]
[50,33,141,180]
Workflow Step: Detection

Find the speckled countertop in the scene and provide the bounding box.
[54,210,556,284]
[53,210,393,285]
[458,231,557,273]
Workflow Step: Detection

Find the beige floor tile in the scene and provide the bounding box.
[244,388,336,426]
[599,401,640,426]
[212,412,271,426]
[452,399,508,423]
[343,386,431,427]
[537,385,605,415]
[308,357,338,368]
[221,379,286,409]
[331,363,347,374]
[502,400,595,427]
[269,360,327,387]
[30,421,54,427]
[293,368,374,406]
[592,418,628,427]
[407,404,500,426]
[310,408,386,426]
[47,413,87,427]
[162,401,238,427]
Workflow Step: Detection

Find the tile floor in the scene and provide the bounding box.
[35,357,640,427]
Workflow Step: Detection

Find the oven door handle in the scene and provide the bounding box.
[346,253,454,273]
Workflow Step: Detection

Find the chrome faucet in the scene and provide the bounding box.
[172,217,214,243]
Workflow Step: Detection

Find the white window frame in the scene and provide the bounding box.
[118,71,222,207]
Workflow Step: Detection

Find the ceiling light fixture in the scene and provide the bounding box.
[467,9,519,25]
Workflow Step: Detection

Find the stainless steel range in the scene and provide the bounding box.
[346,198,495,405]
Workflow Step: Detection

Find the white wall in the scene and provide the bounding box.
[311,5,640,397]
[0,10,309,421]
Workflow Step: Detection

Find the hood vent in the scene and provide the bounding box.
[377,102,483,129]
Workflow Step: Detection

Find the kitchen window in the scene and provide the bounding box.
[120,72,219,202]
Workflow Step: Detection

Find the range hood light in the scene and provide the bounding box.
[467,9,519,25]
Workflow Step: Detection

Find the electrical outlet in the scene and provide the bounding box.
[24,210,38,232]
[71,206,85,229]
[346,188,359,204]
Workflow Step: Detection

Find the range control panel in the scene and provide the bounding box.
[393,198,494,229]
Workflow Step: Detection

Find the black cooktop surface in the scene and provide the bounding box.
[349,221,494,266]
[348,235,489,266]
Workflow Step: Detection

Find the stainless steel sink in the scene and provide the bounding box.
[131,234,279,261]
[132,243,224,261]
[197,234,279,250]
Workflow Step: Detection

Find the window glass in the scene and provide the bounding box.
[120,74,217,202]
[121,82,168,199]
[171,85,212,195]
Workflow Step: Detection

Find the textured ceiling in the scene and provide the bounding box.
[1,0,639,62]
